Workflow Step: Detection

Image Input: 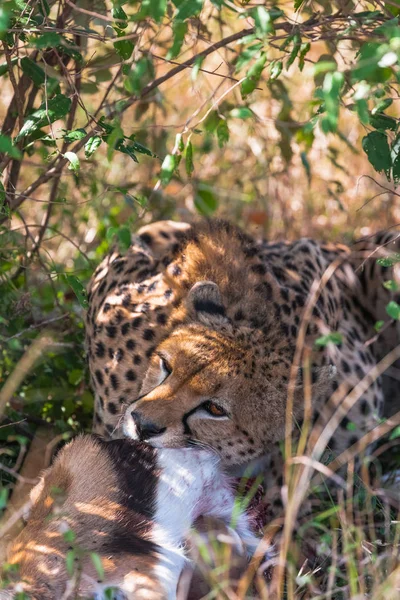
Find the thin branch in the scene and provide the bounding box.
[0,463,38,485]
[4,314,69,341]
[1,41,24,131]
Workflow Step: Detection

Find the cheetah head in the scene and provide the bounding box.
[123,281,335,467]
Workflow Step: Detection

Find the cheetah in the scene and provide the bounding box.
[85,219,400,503]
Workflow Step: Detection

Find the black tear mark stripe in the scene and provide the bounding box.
[193,298,225,316]
[182,405,203,436]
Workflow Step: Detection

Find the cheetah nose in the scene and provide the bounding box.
[130,411,166,440]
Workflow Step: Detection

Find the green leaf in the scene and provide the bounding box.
[286,31,301,69]
[106,226,118,243]
[204,110,220,133]
[0,488,9,511]
[68,370,83,386]
[64,275,88,309]
[389,425,400,440]
[194,187,218,216]
[229,107,253,119]
[90,552,105,581]
[63,529,76,543]
[352,43,392,84]
[314,332,343,348]
[298,42,310,71]
[29,32,63,48]
[85,135,102,159]
[313,56,337,79]
[392,134,400,185]
[105,121,124,161]
[0,57,18,77]
[124,57,154,95]
[173,0,203,21]
[38,0,50,17]
[383,279,398,291]
[362,131,391,178]
[355,99,370,125]
[372,98,393,114]
[115,139,139,163]
[252,6,274,35]
[58,42,84,65]
[114,36,134,61]
[185,141,194,176]
[374,320,384,332]
[148,0,167,23]
[269,60,283,80]
[377,253,400,267]
[235,43,263,72]
[160,154,177,185]
[0,7,10,35]
[117,227,131,250]
[0,182,9,217]
[241,52,266,98]
[112,5,128,28]
[128,139,156,157]
[66,550,76,577]
[167,21,187,60]
[191,55,204,81]
[320,71,344,133]
[64,151,80,173]
[0,134,22,159]
[20,57,46,86]
[216,119,229,148]
[386,301,400,320]
[176,133,184,153]
[15,94,72,141]
[369,113,397,131]
[294,0,305,10]
[63,129,86,143]
[301,151,311,182]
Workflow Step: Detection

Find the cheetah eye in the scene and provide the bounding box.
[202,401,227,418]
[159,355,172,379]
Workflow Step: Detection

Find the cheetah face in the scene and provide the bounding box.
[122,325,288,467]
[122,280,336,467]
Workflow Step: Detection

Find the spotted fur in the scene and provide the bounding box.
[85,220,400,497]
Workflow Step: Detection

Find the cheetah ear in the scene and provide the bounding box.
[186,281,229,326]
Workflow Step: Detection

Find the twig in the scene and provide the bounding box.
[115,27,257,115]
[0,334,57,420]
[4,314,69,341]
[65,0,121,24]
[9,222,93,264]
[1,41,24,131]
[0,419,27,430]
[0,463,38,485]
